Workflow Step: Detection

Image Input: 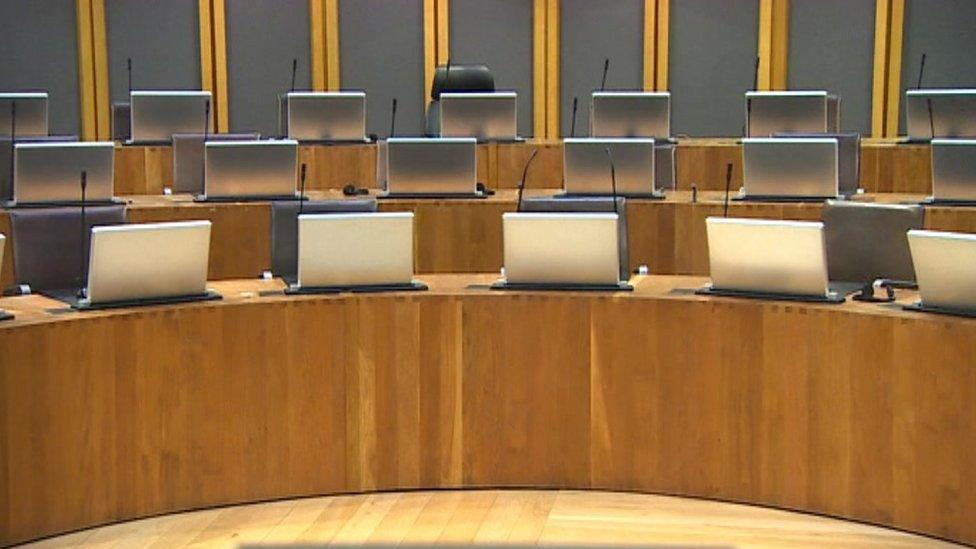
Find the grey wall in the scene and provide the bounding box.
[339,0,425,137]
[105,0,200,104]
[450,0,534,137]
[0,0,80,135]
[899,0,976,133]
[559,0,643,137]
[226,0,310,135]
[788,0,875,134]
[670,0,758,137]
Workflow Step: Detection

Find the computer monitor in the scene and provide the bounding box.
[930,139,976,202]
[562,138,658,197]
[746,91,838,137]
[495,212,629,290]
[81,220,214,308]
[701,217,841,302]
[590,92,670,139]
[286,91,367,142]
[384,137,479,198]
[201,140,298,201]
[908,229,976,314]
[439,92,518,141]
[294,212,420,291]
[171,132,260,194]
[129,91,211,144]
[741,137,839,200]
[11,142,115,206]
[906,89,976,140]
[773,132,860,196]
[0,92,48,137]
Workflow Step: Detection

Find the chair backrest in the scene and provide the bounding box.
[654,143,676,190]
[270,199,378,278]
[172,132,261,194]
[519,196,629,279]
[0,135,79,202]
[823,200,924,284]
[9,205,127,292]
[112,102,131,141]
[430,64,494,101]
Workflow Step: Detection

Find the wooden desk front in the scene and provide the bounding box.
[0,276,973,545]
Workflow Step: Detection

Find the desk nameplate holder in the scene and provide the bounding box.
[285,281,428,295]
[903,301,976,319]
[919,197,976,208]
[42,289,222,311]
[193,195,308,203]
[696,285,845,304]
[490,280,634,292]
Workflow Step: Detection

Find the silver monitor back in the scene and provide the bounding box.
[931,139,976,201]
[742,137,839,198]
[297,212,414,288]
[129,91,211,143]
[0,92,48,137]
[590,92,670,139]
[439,92,518,141]
[84,220,211,305]
[563,138,656,195]
[203,140,298,199]
[385,137,477,195]
[13,142,114,204]
[746,91,830,137]
[773,132,859,196]
[706,217,830,297]
[502,212,621,285]
[909,229,976,311]
[172,132,260,194]
[286,91,367,142]
[906,89,976,139]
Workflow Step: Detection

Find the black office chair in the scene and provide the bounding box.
[171,132,261,194]
[112,102,131,141]
[823,200,924,300]
[425,63,495,137]
[519,196,630,281]
[270,198,378,280]
[9,206,127,293]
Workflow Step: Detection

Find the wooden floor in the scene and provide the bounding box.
[25,490,955,548]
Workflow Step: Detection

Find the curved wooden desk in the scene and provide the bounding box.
[0,275,973,545]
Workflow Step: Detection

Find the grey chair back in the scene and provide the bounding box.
[655,143,676,190]
[519,196,630,280]
[112,102,130,141]
[0,135,78,202]
[171,132,261,194]
[270,198,378,278]
[823,200,924,284]
[9,206,127,292]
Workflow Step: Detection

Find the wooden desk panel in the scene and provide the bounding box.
[299,144,376,190]
[0,276,973,545]
[113,145,173,195]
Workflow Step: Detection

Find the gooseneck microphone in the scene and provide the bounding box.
[126,57,133,96]
[390,98,398,137]
[298,163,307,215]
[752,56,760,91]
[916,53,927,89]
[723,162,733,217]
[570,97,579,137]
[927,97,936,139]
[603,147,620,216]
[77,170,88,298]
[200,99,210,188]
[600,58,610,92]
[515,148,540,212]
[8,102,15,197]
[290,58,298,93]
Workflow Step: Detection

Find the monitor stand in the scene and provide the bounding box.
[193,194,307,203]
[920,197,976,207]
[284,281,428,295]
[555,190,665,200]
[5,198,125,209]
[732,194,835,203]
[695,285,845,303]
[490,280,633,292]
[379,192,487,200]
[903,301,976,319]
[43,288,222,310]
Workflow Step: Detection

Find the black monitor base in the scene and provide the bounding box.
[695,285,845,303]
[0,310,13,321]
[193,195,306,203]
[124,139,172,146]
[920,197,976,207]
[5,198,125,209]
[490,281,633,292]
[732,195,836,204]
[296,138,372,145]
[903,302,976,319]
[901,137,933,145]
[43,289,222,310]
[379,192,487,200]
[285,281,428,295]
[475,137,525,144]
[556,191,665,200]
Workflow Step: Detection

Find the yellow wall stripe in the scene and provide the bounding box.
[656,0,669,91]
[198,0,228,132]
[544,0,559,139]
[325,0,340,90]
[310,0,326,91]
[532,0,547,137]
[870,0,891,137]
[436,0,449,65]
[643,0,656,91]
[423,0,436,111]
[91,0,109,139]
[757,0,789,90]
[884,0,905,138]
[198,0,215,130]
[75,0,97,140]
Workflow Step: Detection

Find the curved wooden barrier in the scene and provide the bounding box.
[0,275,973,545]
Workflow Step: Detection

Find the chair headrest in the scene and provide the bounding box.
[431,64,494,100]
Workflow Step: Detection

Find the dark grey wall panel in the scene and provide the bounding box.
[226,0,310,135]
[0,0,80,135]
[339,0,425,136]
[106,0,200,104]
[560,0,643,137]
[670,0,758,137]
[899,0,976,133]
[788,0,875,134]
[450,0,533,137]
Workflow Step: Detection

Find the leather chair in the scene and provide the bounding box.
[519,196,630,280]
[655,143,676,190]
[270,199,378,279]
[9,206,127,293]
[425,64,495,137]
[823,200,924,286]
[112,102,130,141]
[171,132,261,194]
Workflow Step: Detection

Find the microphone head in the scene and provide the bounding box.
[292,58,298,70]
[392,98,397,109]
[127,57,132,69]
[81,169,87,188]
[725,162,733,183]
[300,163,307,183]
